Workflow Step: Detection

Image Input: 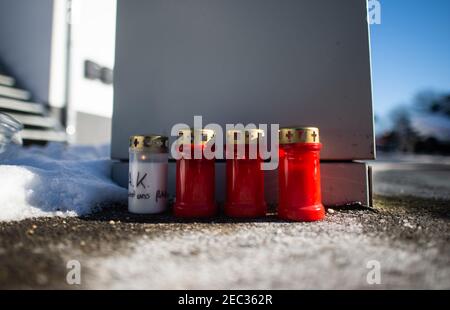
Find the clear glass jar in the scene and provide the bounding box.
[0,112,23,156]
[128,135,169,214]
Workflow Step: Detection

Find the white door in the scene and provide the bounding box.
[68,0,117,144]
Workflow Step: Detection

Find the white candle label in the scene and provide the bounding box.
[128,162,168,214]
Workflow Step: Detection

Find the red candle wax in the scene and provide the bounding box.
[278,127,325,222]
[225,129,267,217]
[174,129,217,218]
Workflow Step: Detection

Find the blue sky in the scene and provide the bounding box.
[370,0,450,123]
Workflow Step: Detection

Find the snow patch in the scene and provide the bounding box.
[0,144,126,221]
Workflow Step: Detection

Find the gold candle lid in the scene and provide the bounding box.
[129,135,169,153]
[226,128,265,145]
[279,127,320,144]
[177,128,215,145]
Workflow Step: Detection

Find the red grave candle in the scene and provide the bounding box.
[225,129,267,218]
[174,129,217,218]
[278,127,325,222]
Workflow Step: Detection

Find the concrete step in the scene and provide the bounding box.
[0,74,14,87]
[0,97,45,115]
[21,129,67,143]
[0,85,31,101]
[6,112,58,129]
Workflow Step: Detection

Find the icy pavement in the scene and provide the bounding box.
[0,144,126,221]
[0,197,448,289]
[371,153,450,200]
[83,211,449,290]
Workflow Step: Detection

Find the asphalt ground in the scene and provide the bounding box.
[0,194,448,289]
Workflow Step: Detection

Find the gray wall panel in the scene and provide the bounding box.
[112,0,375,160]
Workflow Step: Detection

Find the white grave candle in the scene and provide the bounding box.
[128,135,168,214]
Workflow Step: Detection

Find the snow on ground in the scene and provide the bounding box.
[0,144,126,221]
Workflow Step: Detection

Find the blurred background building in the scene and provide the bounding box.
[0,0,116,145]
[376,91,450,154]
